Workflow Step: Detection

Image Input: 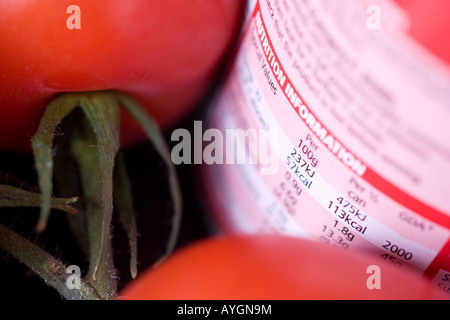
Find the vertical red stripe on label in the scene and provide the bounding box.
[424,238,450,279]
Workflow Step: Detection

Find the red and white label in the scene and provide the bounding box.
[201,0,450,294]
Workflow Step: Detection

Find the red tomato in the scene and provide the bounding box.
[119,235,447,300]
[394,0,450,64]
[0,0,245,152]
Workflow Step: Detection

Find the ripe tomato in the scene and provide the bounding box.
[394,0,450,64]
[0,0,245,152]
[119,235,447,300]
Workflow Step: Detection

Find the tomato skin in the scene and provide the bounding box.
[394,0,450,65]
[119,235,447,300]
[0,0,245,152]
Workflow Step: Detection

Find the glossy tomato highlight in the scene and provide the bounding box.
[119,235,448,300]
[0,0,245,152]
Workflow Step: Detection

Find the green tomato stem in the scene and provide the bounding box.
[0,223,101,300]
[113,151,138,279]
[117,93,183,258]
[0,90,183,300]
[0,184,78,215]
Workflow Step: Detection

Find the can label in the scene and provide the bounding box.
[201,0,450,293]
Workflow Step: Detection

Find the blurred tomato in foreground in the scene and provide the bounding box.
[119,235,447,300]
